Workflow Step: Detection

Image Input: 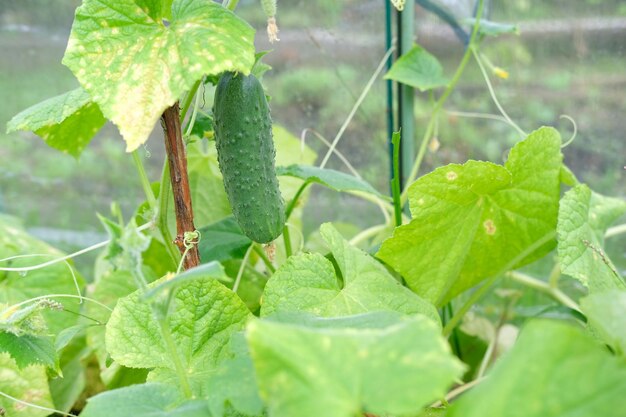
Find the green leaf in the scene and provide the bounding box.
[275,164,389,200]
[247,313,464,417]
[252,51,272,79]
[558,184,626,291]
[198,217,252,263]
[49,337,88,414]
[85,266,153,368]
[80,383,211,417]
[560,164,579,187]
[0,332,57,371]
[581,290,626,355]
[377,127,562,306]
[186,113,213,139]
[186,139,234,228]
[463,18,520,37]
[55,324,91,352]
[384,44,448,91]
[0,352,54,417]
[447,320,626,417]
[262,223,439,324]
[6,88,106,157]
[205,333,264,417]
[105,275,251,395]
[50,360,85,413]
[140,261,227,302]
[0,215,86,334]
[63,0,255,151]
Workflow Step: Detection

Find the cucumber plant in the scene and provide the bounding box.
[1,0,626,417]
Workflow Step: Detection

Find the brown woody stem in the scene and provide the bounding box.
[161,102,201,270]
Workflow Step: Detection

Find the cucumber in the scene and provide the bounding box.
[213,71,285,244]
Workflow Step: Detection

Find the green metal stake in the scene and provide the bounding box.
[385,0,395,186]
[397,0,416,190]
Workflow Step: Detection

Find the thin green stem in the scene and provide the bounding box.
[472,48,525,137]
[445,109,520,130]
[233,245,254,293]
[400,0,485,204]
[443,231,555,337]
[0,390,77,417]
[226,0,240,11]
[184,78,204,139]
[283,225,293,258]
[158,318,193,398]
[391,131,403,227]
[446,302,463,361]
[606,223,626,238]
[252,244,276,273]
[548,262,561,289]
[349,224,388,247]
[430,378,486,408]
[507,270,581,312]
[0,294,112,316]
[180,80,202,124]
[319,46,395,169]
[476,337,496,379]
[285,182,311,221]
[158,163,181,266]
[132,151,157,211]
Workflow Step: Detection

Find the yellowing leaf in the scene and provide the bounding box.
[63,0,255,151]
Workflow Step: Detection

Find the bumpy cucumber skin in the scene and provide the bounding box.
[213,72,285,243]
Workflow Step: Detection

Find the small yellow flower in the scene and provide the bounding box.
[493,67,509,80]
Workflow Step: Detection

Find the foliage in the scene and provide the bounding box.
[1,1,625,417]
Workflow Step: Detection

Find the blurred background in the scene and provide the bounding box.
[1,0,625,272]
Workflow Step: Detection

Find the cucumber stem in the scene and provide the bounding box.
[391,131,403,227]
[132,150,157,211]
[282,225,293,258]
[161,103,201,270]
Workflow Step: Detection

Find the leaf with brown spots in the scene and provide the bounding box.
[377,127,562,305]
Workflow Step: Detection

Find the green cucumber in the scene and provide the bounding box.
[213,71,285,244]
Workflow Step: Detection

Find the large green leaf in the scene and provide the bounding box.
[0,215,85,334]
[198,217,252,263]
[6,88,106,157]
[205,333,264,417]
[63,0,255,151]
[447,320,626,417]
[247,313,464,417]
[557,185,626,291]
[0,332,57,371]
[581,290,626,355]
[262,223,439,324]
[105,275,251,395]
[384,44,448,91]
[80,383,211,417]
[275,165,388,199]
[377,127,562,305]
[0,352,54,417]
